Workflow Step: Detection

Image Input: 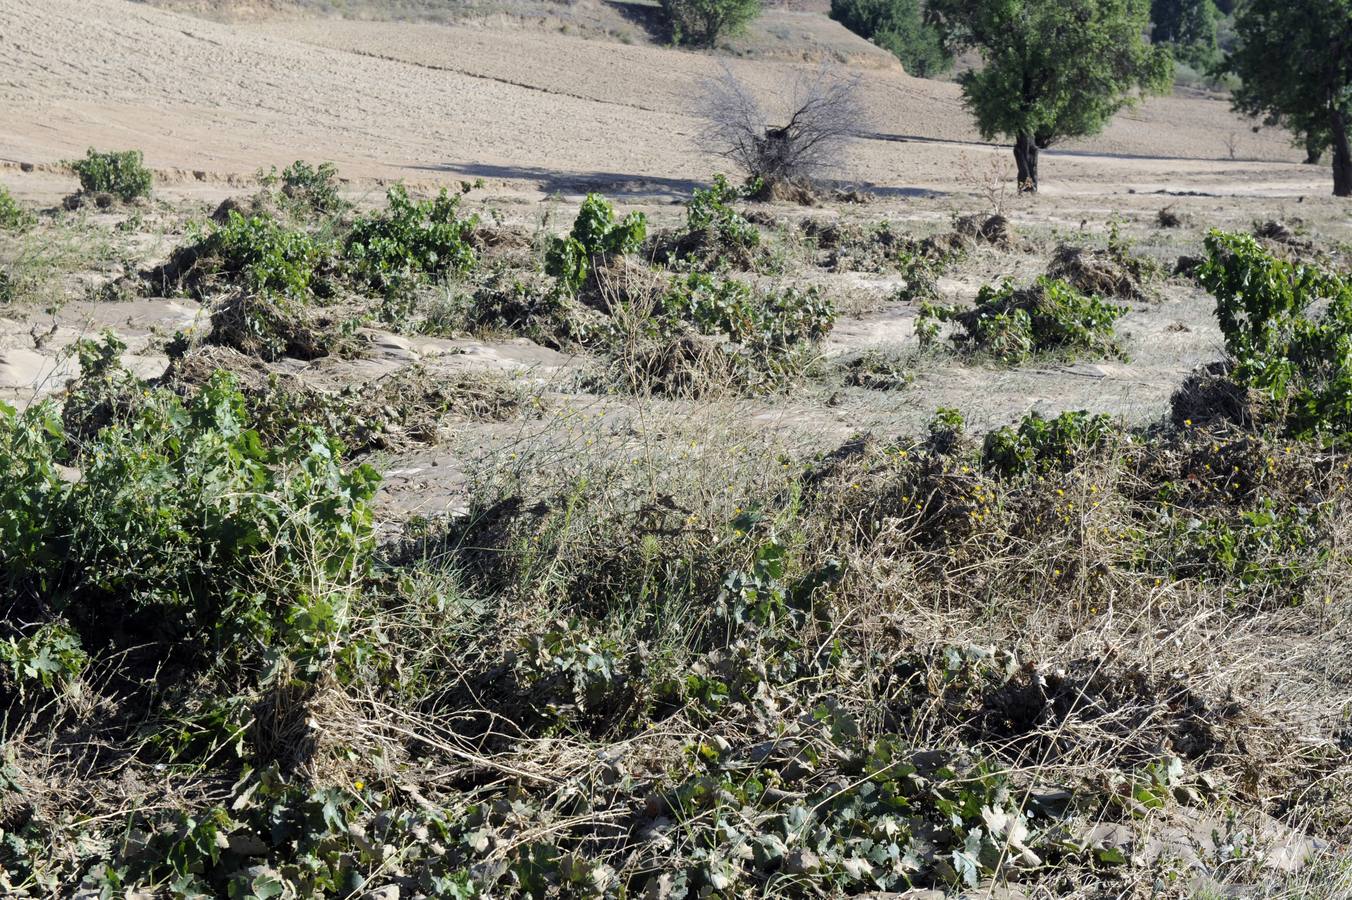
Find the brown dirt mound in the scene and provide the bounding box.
[207,289,353,361]
[160,343,273,392]
[973,657,1228,767]
[1047,244,1150,302]
[1169,362,1264,430]
[955,213,1015,249]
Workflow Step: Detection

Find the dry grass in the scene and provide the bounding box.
[3,178,1351,898]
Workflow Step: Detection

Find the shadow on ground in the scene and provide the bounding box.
[601,0,667,41]
[412,163,702,199]
[413,162,945,201]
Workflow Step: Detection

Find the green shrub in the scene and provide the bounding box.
[544,193,647,293]
[982,410,1119,477]
[0,621,86,698]
[277,160,344,215]
[653,175,763,273]
[920,276,1126,362]
[344,184,478,294]
[687,174,760,251]
[0,185,35,232]
[927,406,966,451]
[1166,497,1330,595]
[592,274,835,396]
[194,211,329,298]
[660,0,761,45]
[61,332,142,442]
[830,0,952,77]
[0,372,378,657]
[514,618,630,720]
[67,148,153,201]
[1198,230,1352,439]
[662,272,834,349]
[893,243,950,300]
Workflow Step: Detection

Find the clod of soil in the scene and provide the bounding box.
[1047,243,1150,302]
[1156,206,1187,228]
[1169,361,1263,430]
[955,213,1016,250]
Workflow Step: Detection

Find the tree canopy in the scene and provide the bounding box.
[1150,0,1219,69]
[1225,0,1352,196]
[660,0,762,47]
[929,0,1173,191]
[830,0,952,78]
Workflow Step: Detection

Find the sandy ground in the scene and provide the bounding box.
[0,0,1330,199]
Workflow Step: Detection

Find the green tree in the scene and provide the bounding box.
[660,0,762,46]
[1225,0,1352,197]
[930,0,1173,192]
[1151,0,1219,69]
[830,0,952,78]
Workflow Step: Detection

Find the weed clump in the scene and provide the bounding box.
[2,372,378,655]
[544,192,646,294]
[0,185,35,232]
[192,211,332,298]
[799,217,963,299]
[663,271,834,348]
[843,346,913,390]
[148,180,490,360]
[469,266,574,339]
[60,333,143,442]
[954,212,1016,249]
[242,366,543,454]
[206,288,352,361]
[601,272,834,396]
[651,175,763,272]
[344,184,478,295]
[66,148,153,202]
[982,410,1120,477]
[1047,225,1160,302]
[263,159,346,216]
[1196,230,1352,441]
[1156,205,1186,228]
[919,276,1125,362]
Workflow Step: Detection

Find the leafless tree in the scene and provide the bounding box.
[699,64,867,195]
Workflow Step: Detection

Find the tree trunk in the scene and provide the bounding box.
[1304,131,1324,165]
[1332,113,1352,198]
[1013,132,1039,194]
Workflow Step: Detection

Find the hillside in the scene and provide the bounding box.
[4,0,1319,198]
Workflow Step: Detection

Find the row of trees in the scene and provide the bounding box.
[827,0,1225,83]
[930,0,1173,193]
[1227,0,1352,197]
[926,0,1351,195]
[675,0,1351,196]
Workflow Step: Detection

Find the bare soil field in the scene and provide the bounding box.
[2,0,1351,897]
[0,0,1325,194]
